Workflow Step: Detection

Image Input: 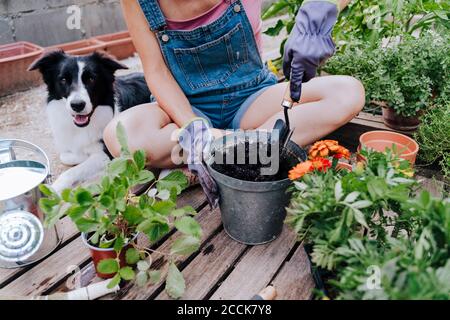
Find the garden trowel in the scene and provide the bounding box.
[272,86,296,153]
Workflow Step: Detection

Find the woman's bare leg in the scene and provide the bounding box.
[103,103,180,168]
[240,75,365,146]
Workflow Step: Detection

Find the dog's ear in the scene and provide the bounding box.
[28,49,66,72]
[91,51,128,72]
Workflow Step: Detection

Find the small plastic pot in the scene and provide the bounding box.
[382,107,421,132]
[48,39,105,56]
[336,162,352,172]
[94,31,136,60]
[81,233,137,279]
[359,130,419,165]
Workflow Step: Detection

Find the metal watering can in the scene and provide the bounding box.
[0,139,62,268]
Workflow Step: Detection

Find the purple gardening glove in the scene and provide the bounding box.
[178,118,219,208]
[283,0,339,102]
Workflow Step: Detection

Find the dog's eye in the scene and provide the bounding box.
[88,76,95,84]
[60,78,67,85]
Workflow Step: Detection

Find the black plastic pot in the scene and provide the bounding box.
[207,132,307,245]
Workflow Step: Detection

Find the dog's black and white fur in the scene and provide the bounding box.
[29,50,151,192]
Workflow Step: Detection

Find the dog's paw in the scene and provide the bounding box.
[60,152,88,166]
[52,173,77,194]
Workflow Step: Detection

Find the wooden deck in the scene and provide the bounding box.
[0,186,315,300]
[0,112,445,300]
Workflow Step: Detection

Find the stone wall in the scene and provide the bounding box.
[0,0,276,47]
[0,0,126,47]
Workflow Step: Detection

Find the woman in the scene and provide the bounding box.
[105,0,364,205]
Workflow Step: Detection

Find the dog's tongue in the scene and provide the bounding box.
[74,114,89,126]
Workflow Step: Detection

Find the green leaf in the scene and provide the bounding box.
[335,181,343,202]
[75,218,98,233]
[149,270,162,284]
[344,191,360,203]
[113,235,125,253]
[135,170,155,185]
[126,248,141,265]
[123,206,143,225]
[352,200,372,209]
[153,200,176,216]
[264,19,285,36]
[61,189,72,202]
[107,274,121,289]
[352,207,369,228]
[262,2,289,20]
[175,217,202,238]
[165,263,185,299]
[107,158,128,177]
[116,122,130,155]
[137,218,170,242]
[136,271,149,287]
[97,259,119,274]
[75,189,94,206]
[133,150,147,170]
[39,184,56,197]
[171,236,201,256]
[99,195,114,209]
[119,266,135,281]
[137,260,151,271]
[157,170,188,195]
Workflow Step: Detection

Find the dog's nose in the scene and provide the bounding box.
[71,100,86,113]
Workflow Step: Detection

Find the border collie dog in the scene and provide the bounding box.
[29,50,151,192]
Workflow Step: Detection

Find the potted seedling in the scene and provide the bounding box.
[0,42,44,96]
[39,123,202,298]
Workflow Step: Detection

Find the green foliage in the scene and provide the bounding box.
[414,94,450,179]
[331,194,450,299]
[288,148,450,299]
[39,123,201,299]
[287,149,416,270]
[263,0,450,55]
[323,31,450,117]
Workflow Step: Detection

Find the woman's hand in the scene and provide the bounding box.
[120,0,197,127]
[283,0,339,102]
[178,118,219,208]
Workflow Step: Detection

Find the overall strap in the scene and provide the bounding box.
[138,0,167,31]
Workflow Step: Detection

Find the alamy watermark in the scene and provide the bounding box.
[66,5,82,30]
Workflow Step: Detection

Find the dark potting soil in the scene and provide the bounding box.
[211,141,299,182]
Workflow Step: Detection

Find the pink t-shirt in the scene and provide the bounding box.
[159,0,263,52]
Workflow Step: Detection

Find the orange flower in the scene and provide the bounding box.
[311,158,332,172]
[289,161,313,180]
[309,140,351,160]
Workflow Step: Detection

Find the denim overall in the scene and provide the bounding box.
[138,0,278,129]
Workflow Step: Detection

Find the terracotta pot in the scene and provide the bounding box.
[81,233,136,279]
[382,107,421,132]
[49,39,105,56]
[94,31,136,60]
[0,42,44,96]
[359,130,419,165]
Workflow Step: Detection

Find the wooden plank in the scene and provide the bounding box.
[102,205,222,300]
[156,230,247,300]
[210,226,297,300]
[271,245,315,300]
[1,187,206,296]
[0,237,90,297]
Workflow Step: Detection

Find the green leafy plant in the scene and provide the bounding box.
[414,89,450,180]
[287,149,416,270]
[323,31,450,117]
[39,123,201,298]
[331,192,450,300]
[263,0,450,57]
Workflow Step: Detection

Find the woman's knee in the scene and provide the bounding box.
[103,103,174,163]
[326,75,365,123]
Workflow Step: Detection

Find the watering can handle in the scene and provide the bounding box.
[0,139,51,176]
